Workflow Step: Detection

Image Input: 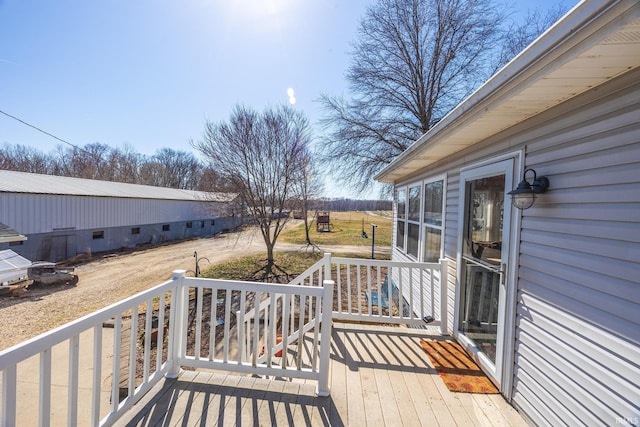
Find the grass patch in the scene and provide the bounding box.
[202,250,390,282]
[201,251,324,281]
[280,211,392,247]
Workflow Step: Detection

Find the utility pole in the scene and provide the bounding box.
[371,223,377,259]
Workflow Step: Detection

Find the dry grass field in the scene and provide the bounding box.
[280,210,392,247]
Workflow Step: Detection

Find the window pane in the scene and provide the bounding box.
[407,223,419,257]
[463,175,505,264]
[423,226,442,262]
[396,221,405,250]
[408,186,421,221]
[424,180,443,225]
[397,189,406,220]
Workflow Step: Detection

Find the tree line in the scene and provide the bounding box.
[0,142,227,192]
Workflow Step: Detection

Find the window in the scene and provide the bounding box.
[93,231,104,239]
[162,224,170,231]
[395,178,445,261]
[407,185,421,258]
[423,180,444,262]
[186,222,193,229]
[396,189,406,250]
[201,221,205,228]
[131,227,140,235]
[9,241,23,246]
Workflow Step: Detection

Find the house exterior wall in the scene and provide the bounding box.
[391,67,640,425]
[0,193,241,262]
[510,68,640,426]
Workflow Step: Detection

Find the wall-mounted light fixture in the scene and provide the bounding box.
[508,168,549,210]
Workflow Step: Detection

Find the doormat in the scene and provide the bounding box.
[419,339,499,394]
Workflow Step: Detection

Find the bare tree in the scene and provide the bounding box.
[101,144,142,184]
[492,3,569,74]
[319,0,567,193]
[290,152,323,251]
[193,104,313,280]
[139,148,201,189]
[0,143,51,174]
[319,0,507,191]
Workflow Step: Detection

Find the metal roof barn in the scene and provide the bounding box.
[0,171,240,262]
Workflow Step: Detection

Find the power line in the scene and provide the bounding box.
[0,109,83,151]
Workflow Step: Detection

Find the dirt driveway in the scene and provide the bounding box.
[0,224,383,351]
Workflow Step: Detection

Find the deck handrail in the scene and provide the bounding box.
[171,273,333,394]
[291,255,448,333]
[0,254,447,426]
[0,274,179,427]
[0,270,334,426]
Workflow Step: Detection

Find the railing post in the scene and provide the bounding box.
[317,279,334,397]
[2,365,17,427]
[166,270,186,379]
[323,253,331,285]
[439,259,449,335]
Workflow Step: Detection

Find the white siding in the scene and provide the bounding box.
[443,173,460,334]
[511,69,640,425]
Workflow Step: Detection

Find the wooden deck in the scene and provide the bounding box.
[114,323,529,426]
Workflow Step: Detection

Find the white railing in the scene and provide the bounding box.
[0,271,334,427]
[171,273,333,396]
[284,254,448,333]
[0,271,180,427]
[0,254,446,427]
[330,257,448,333]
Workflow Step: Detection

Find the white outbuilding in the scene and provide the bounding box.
[0,170,239,262]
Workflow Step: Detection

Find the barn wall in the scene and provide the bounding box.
[0,194,241,262]
[0,194,219,234]
[1,216,241,263]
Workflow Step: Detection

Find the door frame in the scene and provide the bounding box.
[453,151,522,399]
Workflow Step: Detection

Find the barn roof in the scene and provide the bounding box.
[376,0,640,182]
[0,170,235,203]
[0,222,27,244]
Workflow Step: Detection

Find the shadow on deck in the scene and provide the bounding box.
[114,323,528,427]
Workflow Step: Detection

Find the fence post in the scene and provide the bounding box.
[323,253,332,285]
[2,365,17,427]
[166,270,186,379]
[317,279,334,397]
[439,259,449,335]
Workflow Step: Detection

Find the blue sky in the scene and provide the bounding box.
[0,0,573,198]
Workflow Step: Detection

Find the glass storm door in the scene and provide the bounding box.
[458,159,514,387]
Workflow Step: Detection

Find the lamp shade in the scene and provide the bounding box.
[508,179,536,209]
[508,168,549,210]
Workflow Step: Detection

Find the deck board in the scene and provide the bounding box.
[113,323,529,427]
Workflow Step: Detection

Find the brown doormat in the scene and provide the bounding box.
[420,339,499,394]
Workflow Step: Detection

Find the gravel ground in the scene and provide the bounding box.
[0,224,384,351]
[0,226,269,350]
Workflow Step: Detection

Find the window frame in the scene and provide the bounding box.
[406,184,422,259]
[422,177,445,262]
[395,175,446,262]
[395,188,407,250]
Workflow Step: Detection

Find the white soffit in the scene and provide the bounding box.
[376,0,640,183]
